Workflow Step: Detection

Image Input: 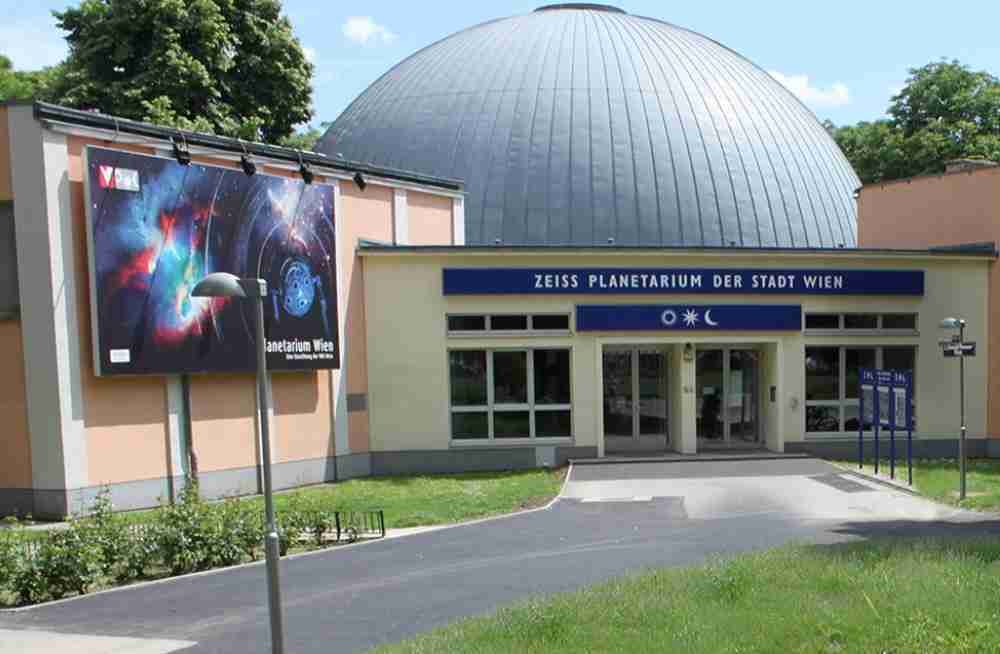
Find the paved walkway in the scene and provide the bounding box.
[2,458,996,653]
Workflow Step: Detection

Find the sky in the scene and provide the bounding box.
[5,0,1000,132]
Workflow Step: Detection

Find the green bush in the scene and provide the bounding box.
[0,529,17,594]
[157,482,215,575]
[207,500,255,568]
[11,525,103,603]
[117,524,160,583]
[78,489,128,578]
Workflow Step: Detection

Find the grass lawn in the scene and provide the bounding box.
[372,539,1000,654]
[838,458,1000,512]
[3,468,566,533]
[269,468,566,529]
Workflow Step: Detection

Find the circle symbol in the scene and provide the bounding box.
[282,259,315,317]
[661,309,677,327]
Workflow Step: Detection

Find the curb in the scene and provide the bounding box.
[569,453,811,465]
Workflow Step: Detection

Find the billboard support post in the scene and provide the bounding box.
[194,273,285,654]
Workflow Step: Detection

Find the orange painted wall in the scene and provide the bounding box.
[0,320,31,488]
[859,168,1000,438]
[65,137,173,485]
[188,373,259,472]
[0,106,11,201]
[408,191,453,245]
[273,370,332,462]
[339,183,394,453]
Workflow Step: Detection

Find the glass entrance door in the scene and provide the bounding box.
[696,348,760,445]
[603,347,668,452]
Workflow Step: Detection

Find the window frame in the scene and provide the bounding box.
[803,312,918,335]
[446,313,572,337]
[448,346,573,444]
[804,345,917,436]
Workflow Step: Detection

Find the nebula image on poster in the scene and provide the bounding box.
[85,146,339,375]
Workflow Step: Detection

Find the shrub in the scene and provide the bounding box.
[117,523,160,583]
[0,529,17,594]
[13,526,103,603]
[206,500,254,568]
[276,496,306,556]
[78,489,129,578]
[157,482,214,575]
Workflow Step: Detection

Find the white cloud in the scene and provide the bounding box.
[0,21,67,69]
[888,83,905,98]
[342,16,396,45]
[768,71,850,108]
[302,46,317,63]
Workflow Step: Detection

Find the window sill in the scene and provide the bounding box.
[449,437,573,448]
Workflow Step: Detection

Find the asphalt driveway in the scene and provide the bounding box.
[2,458,997,654]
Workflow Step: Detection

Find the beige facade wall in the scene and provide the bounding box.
[364,251,990,455]
[0,320,31,488]
[859,170,1000,438]
[407,191,454,245]
[188,373,259,472]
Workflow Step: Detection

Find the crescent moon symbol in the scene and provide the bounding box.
[704,309,719,327]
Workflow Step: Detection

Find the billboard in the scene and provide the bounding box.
[84,146,339,375]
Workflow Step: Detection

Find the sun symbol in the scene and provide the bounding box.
[682,308,700,327]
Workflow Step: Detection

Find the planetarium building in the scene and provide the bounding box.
[0,4,995,517]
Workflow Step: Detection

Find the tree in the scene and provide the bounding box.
[0,55,60,103]
[50,0,314,142]
[833,60,1000,184]
[278,121,330,152]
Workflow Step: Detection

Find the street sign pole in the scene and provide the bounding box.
[889,389,896,480]
[906,372,913,486]
[857,372,864,471]
[959,322,967,500]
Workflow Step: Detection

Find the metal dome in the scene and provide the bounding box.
[319,4,861,248]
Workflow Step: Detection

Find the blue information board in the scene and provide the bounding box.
[576,304,802,332]
[443,268,925,296]
[859,368,914,484]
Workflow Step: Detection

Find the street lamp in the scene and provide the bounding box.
[940,316,967,500]
[192,272,285,654]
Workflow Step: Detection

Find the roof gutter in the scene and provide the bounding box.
[32,102,463,192]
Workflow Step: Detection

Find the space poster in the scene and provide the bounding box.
[84,146,339,375]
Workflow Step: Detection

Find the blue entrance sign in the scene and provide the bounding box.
[859,368,914,485]
[576,304,802,332]
[443,268,924,296]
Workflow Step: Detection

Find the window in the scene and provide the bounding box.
[447,315,486,332]
[446,314,571,335]
[449,348,572,440]
[882,314,917,330]
[844,314,878,330]
[805,314,839,330]
[491,314,528,331]
[805,345,916,433]
[804,313,917,332]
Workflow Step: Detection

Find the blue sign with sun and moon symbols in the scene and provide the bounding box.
[575,304,802,331]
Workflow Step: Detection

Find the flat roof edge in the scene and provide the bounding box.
[357,242,997,259]
[32,102,463,192]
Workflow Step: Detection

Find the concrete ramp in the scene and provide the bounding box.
[563,458,966,522]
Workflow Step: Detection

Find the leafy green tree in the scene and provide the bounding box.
[50,0,314,142]
[833,60,1000,184]
[278,121,331,152]
[0,55,60,103]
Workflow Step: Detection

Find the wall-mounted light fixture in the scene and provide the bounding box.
[353,171,367,191]
[171,136,191,166]
[683,343,694,362]
[239,141,256,176]
[297,150,314,185]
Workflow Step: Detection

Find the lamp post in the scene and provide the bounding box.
[940,316,967,500]
[192,272,285,654]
